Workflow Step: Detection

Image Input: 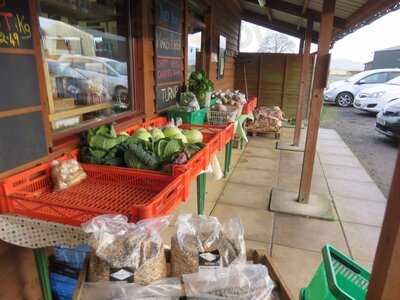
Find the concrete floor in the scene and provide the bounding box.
[162,127,387,298]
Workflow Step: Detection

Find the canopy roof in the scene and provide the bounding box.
[241,0,400,44]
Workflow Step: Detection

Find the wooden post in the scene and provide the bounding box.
[298,0,335,203]
[293,18,313,146]
[298,36,304,55]
[367,149,400,299]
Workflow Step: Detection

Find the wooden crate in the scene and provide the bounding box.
[76,249,294,300]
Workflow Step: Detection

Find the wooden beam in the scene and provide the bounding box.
[293,17,313,146]
[246,0,345,29]
[367,149,400,299]
[298,0,335,203]
[242,10,319,44]
[335,0,400,38]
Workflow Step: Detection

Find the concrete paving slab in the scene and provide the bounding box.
[317,145,355,156]
[342,222,381,262]
[277,174,330,196]
[327,178,386,202]
[219,182,271,209]
[243,146,279,159]
[247,136,278,149]
[319,153,363,168]
[270,189,336,220]
[212,203,274,243]
[237,155,278,171]
[229,168,277,187]
[273,213,349,254]
[245,239,271,254]
[276,141,305,152]
[271,245,322,298]
[323,164,374,182]
[334,196,385,227]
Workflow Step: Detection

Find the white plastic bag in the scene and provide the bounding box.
[183,264,276,300]
[82,215,171,284]
[80,278,184,300]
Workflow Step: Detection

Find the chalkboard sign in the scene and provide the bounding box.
[156,57,181,83]
[155,27,182,57]
[0,0,33,49]
[0,54,41,111]
[0,112,48,173]
[154,0,183,111]
[154,0,182,33]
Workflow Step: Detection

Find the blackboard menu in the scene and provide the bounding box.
[154,0,182,111]
[0,0,33,49]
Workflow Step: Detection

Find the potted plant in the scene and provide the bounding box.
[188,70,214,108]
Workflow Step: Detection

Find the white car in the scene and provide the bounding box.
[324,69,400,107]
[58,55,128,102]
[353,76,400,113]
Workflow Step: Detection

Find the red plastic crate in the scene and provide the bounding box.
[243,97,257,114]
[0,153,185,226]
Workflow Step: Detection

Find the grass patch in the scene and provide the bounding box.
[320,105,338,124]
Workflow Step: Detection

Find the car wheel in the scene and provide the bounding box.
[335,92,354,107]
[115,87,128,103]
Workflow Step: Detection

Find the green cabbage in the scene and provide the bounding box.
[133,128,152,142]
[163,126,182,138]
[183,129,203,144]
[151,128,165,141]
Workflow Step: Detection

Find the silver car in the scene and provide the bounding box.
[324,69,400,107]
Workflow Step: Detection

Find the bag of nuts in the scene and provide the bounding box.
[82,214,170,285]
[171,214,246,277]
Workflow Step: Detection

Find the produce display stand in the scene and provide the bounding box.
[0,150,187,226]
[123,116,234,215]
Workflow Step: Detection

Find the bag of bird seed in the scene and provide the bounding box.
[182,264,276,300]
[82,214,170,285]
[170,214,246,277]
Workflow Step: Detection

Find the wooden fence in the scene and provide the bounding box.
[235,53,315,119]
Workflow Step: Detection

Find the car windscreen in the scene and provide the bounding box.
[107,61,128,76]
[345,72,370,83]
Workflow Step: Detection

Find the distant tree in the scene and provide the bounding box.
[258,32,296,53]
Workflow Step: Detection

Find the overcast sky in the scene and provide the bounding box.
[240,9,400,64]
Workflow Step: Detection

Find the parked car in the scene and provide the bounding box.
[376,99,400,139]
[324,69,400,107]
[47,59,109,105]
[58,55,128,102]
[353,75,400,113]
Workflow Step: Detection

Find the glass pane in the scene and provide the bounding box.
[187,31,202,79]
[38,0,131,132]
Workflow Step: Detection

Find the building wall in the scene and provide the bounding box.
[372,50,400,69]
[208,0,241,91]
[235,53,314,119]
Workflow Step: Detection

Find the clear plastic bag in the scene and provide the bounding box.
[82,215,171,284]
[80,278,184,300]
[183,264,276,300]
[51,159,87,191]
[171,214,246,277]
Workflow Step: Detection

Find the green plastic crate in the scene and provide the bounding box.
[166,107,207,125]
[301,245,371,300]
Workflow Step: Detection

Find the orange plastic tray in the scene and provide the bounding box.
[0,152,185,226]
[243,97,257,114]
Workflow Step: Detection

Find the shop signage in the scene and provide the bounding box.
[0,0,33,49]
[154,0,182,111]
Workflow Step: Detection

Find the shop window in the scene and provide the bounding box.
[38,0,133,133]
[217,35,226,80]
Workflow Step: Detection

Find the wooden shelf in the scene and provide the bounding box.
[49,102,112,121]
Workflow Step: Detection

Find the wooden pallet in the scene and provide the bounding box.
[247,128,281,139]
